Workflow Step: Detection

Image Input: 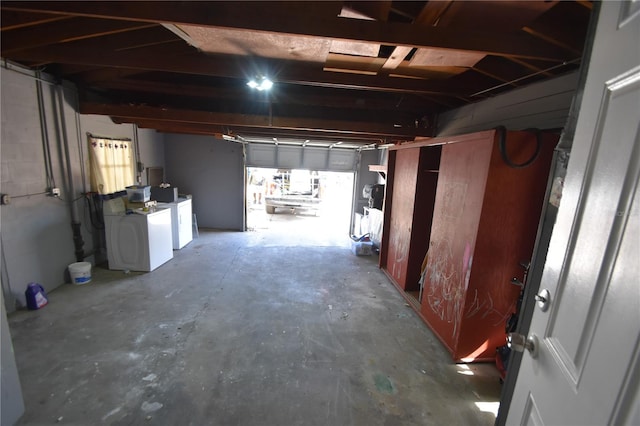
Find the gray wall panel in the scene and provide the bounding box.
[164,135,244,231]
[437,71,579,136]
[1,292,24,425]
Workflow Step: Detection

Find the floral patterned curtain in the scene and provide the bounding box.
[88,135,134,194]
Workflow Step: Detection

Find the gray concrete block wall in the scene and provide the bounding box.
[1,70,48,198]
[0,66,165,312]
[1,68,79,311]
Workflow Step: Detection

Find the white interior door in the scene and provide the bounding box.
[507,2,640,425]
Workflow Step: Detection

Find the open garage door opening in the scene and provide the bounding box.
[246,167,355,246]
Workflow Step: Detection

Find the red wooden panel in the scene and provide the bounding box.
[455,131,557,361]
[384,148,420,289]
[420,135,493,355]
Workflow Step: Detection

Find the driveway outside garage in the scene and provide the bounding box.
[247,170,355,248]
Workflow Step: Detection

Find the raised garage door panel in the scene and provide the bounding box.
[328,149,357,171]
[246,144,277,168]
[246,144,356,172]
[303,147,330,170]
[277,146,303,169]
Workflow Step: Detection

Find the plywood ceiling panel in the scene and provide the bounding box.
[329,39,380,57]
[393,63,467,79]
[177,24,330,62]
[410,48,485,67]
[324,53,385,75]
[330,6,380,57]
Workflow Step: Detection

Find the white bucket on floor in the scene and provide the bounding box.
[68,262,92,285]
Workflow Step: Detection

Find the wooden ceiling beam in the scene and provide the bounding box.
[119,119,226,136]
[1,18,157,55]
[2,1,574,61]
[89,26,183,53]
[11,46,470,96]
[52,64,101,76]
[381,46,413,71]
[24,25,184,54]
[79,101,430,138]
[471,56,547,88]
[504,57,556,78]
[470,67,516,87]
[522,26,582,56]
[121,119,391,142]
[414,0,453,26]
[75,68,148,83]
[0,10,70,31]
[87,77,433,112]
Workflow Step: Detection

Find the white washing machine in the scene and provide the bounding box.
[157,198,192,250]
[103,198,173,272]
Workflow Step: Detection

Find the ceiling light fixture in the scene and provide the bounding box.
[247,77,273,91]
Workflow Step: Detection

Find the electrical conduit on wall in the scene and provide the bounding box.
[52,83,85,262]
[35,70,56,193]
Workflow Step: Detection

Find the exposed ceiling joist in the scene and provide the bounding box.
[3,1,575,61]
[0,10,71,31]
[80,102,429,138]
[0,18,157,55]
[9,45,470,96]
[1,1,592,147]
[89,77,433,112]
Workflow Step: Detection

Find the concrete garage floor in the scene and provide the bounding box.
[8,216,502,425]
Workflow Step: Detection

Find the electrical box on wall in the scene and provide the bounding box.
[1,193,10,205]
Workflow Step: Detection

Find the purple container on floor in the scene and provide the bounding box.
[25,283,48,310]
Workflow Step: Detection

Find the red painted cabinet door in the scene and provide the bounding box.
[385,148,420,289]
[420,131,556,361]
[455,131,557,361]
[420,136,493,356]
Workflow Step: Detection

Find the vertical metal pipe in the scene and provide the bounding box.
[35,71,54,189]
[56,84,84,262]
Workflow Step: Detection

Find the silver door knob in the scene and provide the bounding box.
[507,333,539,358]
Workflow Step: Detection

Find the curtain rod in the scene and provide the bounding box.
[87,132,131,142]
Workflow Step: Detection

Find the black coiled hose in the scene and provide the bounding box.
[496,125,542,169]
